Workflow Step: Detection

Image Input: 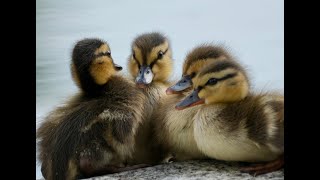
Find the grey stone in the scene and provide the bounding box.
[84,160,283,180]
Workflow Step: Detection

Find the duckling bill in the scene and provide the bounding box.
[166,75,193,94]
[175,88,205,110]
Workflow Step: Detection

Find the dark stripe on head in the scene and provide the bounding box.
[132,32,167,65]
[218,73,238,81]
[72,38,106,69]
[184,44,231,74]
[95,51,111,58]
[199,60,241,77]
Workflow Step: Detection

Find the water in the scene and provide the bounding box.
[36,0,283,179]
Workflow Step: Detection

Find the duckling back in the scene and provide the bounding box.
[193,92,283,162]
[37,75,146,179]
[37,38,146,180]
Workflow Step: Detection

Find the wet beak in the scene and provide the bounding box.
[166,76,192,95]
[175,88,204,110]
[114,64,123,71]
[136,66,154,88]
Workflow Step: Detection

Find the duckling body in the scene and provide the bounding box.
[176,59,284,175]
[194,93,283,162]
[126,32,174,165]
[155,44,234,161]
[154,94,205,161]
[128,32,173,115]
[37,38,146,180]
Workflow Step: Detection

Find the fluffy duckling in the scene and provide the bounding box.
[154,44,234,162]
[37,38,147,180]
[126,32,174,164]
[176,59,284,176]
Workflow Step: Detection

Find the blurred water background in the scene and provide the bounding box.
[36,0,283,179]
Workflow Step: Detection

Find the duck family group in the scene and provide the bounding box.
[37,32,284,180]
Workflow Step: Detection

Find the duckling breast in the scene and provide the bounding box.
[156,95,205,161]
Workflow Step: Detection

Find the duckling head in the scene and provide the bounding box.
[175,59,249,110]
[166,44,231,95]
[71,38,122,94]
[128,32,173,89]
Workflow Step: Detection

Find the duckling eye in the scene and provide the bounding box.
[190,72,196,78]
[206,78,218,85]
[105,51,111,56]
[158,51,164,59]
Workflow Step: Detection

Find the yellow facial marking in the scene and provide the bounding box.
[152,55,173,82]
[94,44,110,55]
[195,70,249,104]
[132,46,143,65]
[89,56,115,85]
[128,57,139,79]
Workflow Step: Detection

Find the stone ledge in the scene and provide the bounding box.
[84,160,284,180]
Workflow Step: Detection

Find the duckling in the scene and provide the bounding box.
[154,44,234,162]
[176,59,284,176]
[37,38,147,180]
[126,32,174,165]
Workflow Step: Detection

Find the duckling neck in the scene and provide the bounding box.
[204,93,254,109]
[80,78,110,97]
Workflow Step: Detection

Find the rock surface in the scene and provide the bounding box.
[83,160,284,180]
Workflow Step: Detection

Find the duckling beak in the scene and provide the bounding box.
[136,66,154,88]
[166,76,192,95]
[114,64,123,71]
[175,89,204,110]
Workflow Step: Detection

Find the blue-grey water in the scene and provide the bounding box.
[36,0,283,179]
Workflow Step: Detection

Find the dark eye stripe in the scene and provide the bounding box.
[204,73,238,86]
[197,73,238,93]
[190,72,196,79]
[161,48,169,57]
[150,48,169,68]
[95,51,111,57]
